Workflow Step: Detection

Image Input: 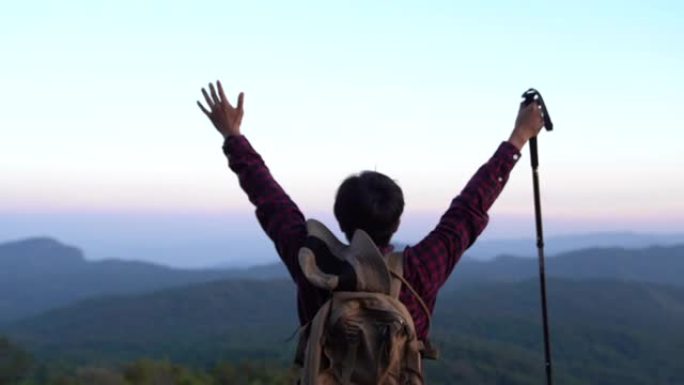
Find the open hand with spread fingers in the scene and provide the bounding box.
[197,81,244,138]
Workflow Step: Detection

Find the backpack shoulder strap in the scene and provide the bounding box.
[386,251,404,298]
[386,251,440,360]
[386,251,431,326]
[300,299,333,385]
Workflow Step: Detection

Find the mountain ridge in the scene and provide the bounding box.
[2,236,683,326]
[0,237,237,324]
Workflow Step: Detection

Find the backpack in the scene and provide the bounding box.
[294,219,428,385]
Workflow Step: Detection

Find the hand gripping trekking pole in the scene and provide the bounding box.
[521,88,554,385]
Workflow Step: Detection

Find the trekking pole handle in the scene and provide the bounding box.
[529,137,539,169]
[521,88,554,132]
[521,88,553,170]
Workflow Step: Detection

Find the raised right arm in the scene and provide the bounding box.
[403,102,544,302]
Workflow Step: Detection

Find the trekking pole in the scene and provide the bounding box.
[521,88,554,385]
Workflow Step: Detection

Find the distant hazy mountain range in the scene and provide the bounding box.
[0,238,236,324]
[1,236,683,324]
[239,243,684,289]
[447,244,684,289]
[463,231,684,259]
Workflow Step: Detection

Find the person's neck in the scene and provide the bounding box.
[380,244,395,255]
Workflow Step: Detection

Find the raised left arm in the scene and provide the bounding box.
[198,81,307,283]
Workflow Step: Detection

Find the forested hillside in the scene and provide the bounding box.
[4,278,683,384]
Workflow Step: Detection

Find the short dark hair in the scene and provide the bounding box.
[333,171,404,247]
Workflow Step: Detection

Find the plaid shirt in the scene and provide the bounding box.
[224,135,520,342]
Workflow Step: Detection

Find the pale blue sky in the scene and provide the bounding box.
[1,1,683,266]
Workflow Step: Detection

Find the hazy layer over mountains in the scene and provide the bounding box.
[3,212,682,268]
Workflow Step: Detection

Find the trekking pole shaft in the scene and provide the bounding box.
[530,137,554,385]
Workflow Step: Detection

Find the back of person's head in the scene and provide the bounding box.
[334,171,404,247]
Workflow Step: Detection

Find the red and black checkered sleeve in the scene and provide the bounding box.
[224,135,307,282]
[404,141,521,301]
